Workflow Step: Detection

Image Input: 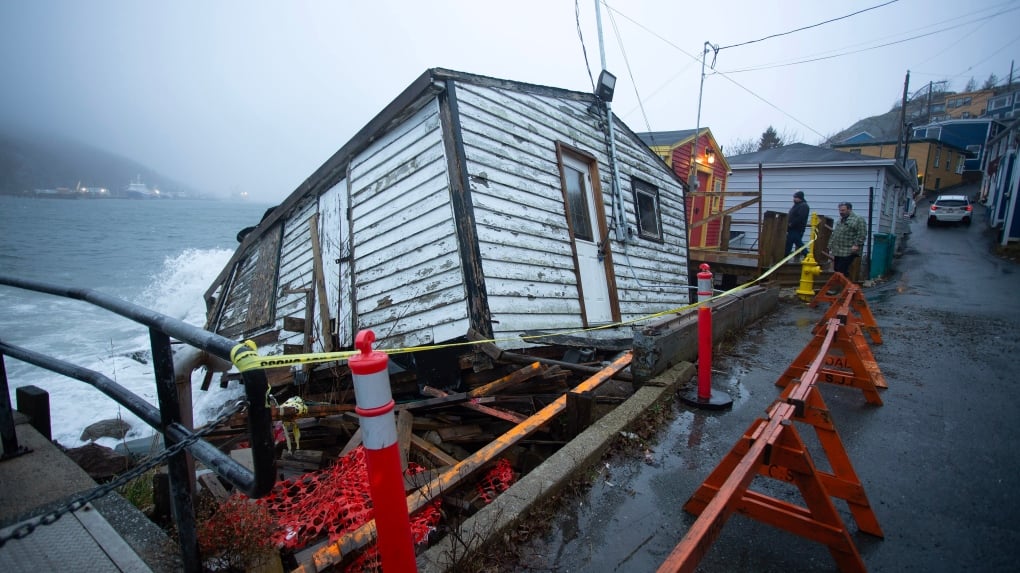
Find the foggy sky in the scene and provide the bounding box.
[1,0,1017,203]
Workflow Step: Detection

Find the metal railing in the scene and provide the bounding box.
[0,275,276,572]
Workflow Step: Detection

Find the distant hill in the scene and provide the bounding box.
[0,127,196,196]
[827,109,904,145]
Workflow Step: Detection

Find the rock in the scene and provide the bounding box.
[80,418,132,441]
[65,443,132,481]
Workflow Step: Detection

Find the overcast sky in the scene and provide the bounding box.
[2,0,1018,202]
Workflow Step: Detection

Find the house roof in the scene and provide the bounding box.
[727,142,893,165]
[839,131,876,144]
[635,129,699,148]
[727,142,917,188]
[214,67,679,289]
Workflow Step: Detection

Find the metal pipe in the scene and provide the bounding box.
[0,354,26,459]
[151,329,200,573]
[0,275,276,498]
[0,276,238,358]
[0,338,268,495]
[594,0,628,242]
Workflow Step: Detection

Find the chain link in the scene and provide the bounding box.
[0,399,250,548]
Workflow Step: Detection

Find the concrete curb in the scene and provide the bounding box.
[418,361,695,572]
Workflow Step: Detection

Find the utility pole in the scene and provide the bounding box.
[691,42,719,193]
[925,81,933,125]
[895,70,910,164]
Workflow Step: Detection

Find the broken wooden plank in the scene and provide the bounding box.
[307,213,335,352]
[422,386,527,424]
[396,409,413,471]
[409,434,460,467]
[468,361,544,397]
[198,472,230,502]
[339,427,363,458]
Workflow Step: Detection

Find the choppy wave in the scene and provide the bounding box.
[6,247,246,448]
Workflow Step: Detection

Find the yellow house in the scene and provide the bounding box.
[832,137,968,194]
[941,89,996,120]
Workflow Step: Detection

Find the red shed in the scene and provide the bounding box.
[637,128,730,249]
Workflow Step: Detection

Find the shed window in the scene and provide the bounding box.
[564,163,594,242]
[631,177,663,241]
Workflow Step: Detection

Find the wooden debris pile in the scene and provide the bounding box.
[197,347,635,568]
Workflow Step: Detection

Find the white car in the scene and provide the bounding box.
[928,194,972,227]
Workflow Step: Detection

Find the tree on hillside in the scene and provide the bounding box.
[982,74,1000,90]
[964,77,978,92]
[758,126,783,151]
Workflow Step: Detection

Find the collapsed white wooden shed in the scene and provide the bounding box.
[204,68,689,377]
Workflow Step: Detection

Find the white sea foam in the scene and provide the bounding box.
[10,247,245,448]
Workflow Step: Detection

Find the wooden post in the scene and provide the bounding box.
[16,384,51,441]
[760,211,787,269]
[566,390,595,439]
[308,214,335,352]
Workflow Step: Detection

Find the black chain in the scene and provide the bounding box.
[0,399,249,548]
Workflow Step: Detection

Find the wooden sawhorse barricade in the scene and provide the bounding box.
[658,285,887,573]
[776,275,888,404]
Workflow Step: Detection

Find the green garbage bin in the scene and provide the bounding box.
[870,233,893,278]
[886,233,896,272]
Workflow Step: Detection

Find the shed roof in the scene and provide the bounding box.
[635,129,699,148]
[726,142,892,165]
[727,143,917,189]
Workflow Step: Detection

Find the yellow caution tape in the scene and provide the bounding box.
[227,248,807,373]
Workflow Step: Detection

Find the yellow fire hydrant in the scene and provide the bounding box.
[796,212,822,301]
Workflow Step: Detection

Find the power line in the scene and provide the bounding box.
[720,4,1020,74]
[718,0,899,51]
[605,4,654,134]
[575,0,595,93]
[604,2,824,138]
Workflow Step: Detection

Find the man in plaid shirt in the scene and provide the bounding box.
[829,202,867,277]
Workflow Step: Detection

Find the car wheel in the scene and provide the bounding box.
[964,217,971,227]
[927,217,935,227]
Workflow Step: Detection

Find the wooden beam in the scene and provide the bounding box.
[308,213,335,352]
[409,433,460,467]
[421,386,527,424]
[468,362,544,397]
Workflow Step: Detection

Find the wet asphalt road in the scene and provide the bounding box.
[519,186,1020,572]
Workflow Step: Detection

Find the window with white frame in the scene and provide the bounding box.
[934,147,941,168]
[989,95,1011,110]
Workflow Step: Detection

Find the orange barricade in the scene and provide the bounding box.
[659,318,884,573]
[810,274,882,345]
[775,282,888,403]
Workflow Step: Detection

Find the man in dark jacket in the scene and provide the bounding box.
[786,190,809,257]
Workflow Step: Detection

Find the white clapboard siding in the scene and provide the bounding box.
[609,125,689,319]
[454,82,687,338]
[727,165,898,254]
[274,193,320,350]
[347,100,467,349]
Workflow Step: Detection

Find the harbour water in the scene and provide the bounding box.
[0,195,274,448]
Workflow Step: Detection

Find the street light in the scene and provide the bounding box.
[596,69,617,102]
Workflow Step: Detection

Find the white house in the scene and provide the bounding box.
[723,143,917,269]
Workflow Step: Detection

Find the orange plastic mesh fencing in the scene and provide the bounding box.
[257,446,439,551]
[476,458,516,503]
